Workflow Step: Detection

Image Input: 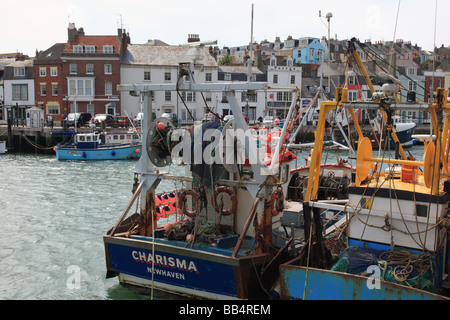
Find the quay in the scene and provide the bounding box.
[0,120,434,155]
[0,120,138,155]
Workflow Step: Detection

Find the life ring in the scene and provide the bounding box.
[271,188,284,216]
[212,186,237,216]
[178,190,201,217]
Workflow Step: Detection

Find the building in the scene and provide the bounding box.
[120,43,218,124]
[266,56,302,119]
[61,24,129,118]
[216,65,266,122]
[33,43,66,122]
[292,38,325,65]
[3,58,35,125]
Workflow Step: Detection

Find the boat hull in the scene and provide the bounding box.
[55,144,141,160]
[279,257,447,300]
[104,235,273,299]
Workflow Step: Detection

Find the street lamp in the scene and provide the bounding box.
[326,12,332,100]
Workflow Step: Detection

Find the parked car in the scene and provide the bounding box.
[161,113,178,123]
[223,115,234,122]
[65,112,92,127]
[263,116,274,125]
[117,116,131,128]
[93,114,115,127]
[133,112,156,126]
[201,112,220,123]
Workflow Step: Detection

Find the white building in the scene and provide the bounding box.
[120,44,218,124]
[266,56,302,118]
[3,59,35,123]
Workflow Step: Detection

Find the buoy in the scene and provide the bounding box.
[157,122,166,131]
[82,152,87,158]
[111,151,116,156]
[186,234,194,242]
[135,148,140,154]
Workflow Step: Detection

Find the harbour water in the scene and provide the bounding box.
[0,145,426,299]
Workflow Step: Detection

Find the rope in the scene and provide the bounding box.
[21,133,55,150]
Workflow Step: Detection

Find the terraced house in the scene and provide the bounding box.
[34,24,130,122]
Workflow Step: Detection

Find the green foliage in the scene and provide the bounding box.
[218,53,233,66]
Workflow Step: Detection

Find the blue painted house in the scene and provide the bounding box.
[292,38,326,65]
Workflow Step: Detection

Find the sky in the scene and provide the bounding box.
[2,0,449,57]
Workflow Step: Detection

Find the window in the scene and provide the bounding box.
[50,67,58,77]
[12,84,28,100]
[144,71,151,81]
[348,91,358,101]
[270,56,277,66]
[291,75,295,85]
[68,79,93,96]
[205,72,212,82]
[205,92,212,102]
[52,84,58,96]
[407,68,417,76]
[277,92,292,102]
[273,74,278,84]
[85,80,92,96]
[297,51,302,58]
[39,68,46,77]
[164,72,171,81]
[47,105,59,115]
[165,91,171,101]
[180,91,195,102]
[77,80,84,95]
[103,46,114,53]
[73,45,83,53]
[14,67,25,77]
[104,64,112,74]
[416,204,428,217]
[348,75,356,85]
[287,57,293,67]
[86,64,94,74]
[40,84,46,96]
[309,48,315,56]
[105,81,112,95]
[409,80,418,92]
[70,63,77,74]
[224,73,231,81]
[241,91,257,103]
[85,46,96,53]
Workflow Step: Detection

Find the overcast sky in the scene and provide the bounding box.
[2,0,448,57]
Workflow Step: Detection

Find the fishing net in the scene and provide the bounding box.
[187,122,236,235]
[330,246,437,292]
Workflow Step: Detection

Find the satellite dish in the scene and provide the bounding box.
[146,117,175,167]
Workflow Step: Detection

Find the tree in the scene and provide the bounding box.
[218,53,233,66]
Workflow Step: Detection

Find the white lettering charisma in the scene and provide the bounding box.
[132,251,199,273]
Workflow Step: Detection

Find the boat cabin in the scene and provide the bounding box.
[75,133,100,149]
[104,132,141,145]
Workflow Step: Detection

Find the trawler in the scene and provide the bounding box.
[279,38,450,300]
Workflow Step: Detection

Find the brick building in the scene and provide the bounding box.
[34,24,130,122]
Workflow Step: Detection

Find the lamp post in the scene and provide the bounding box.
[326,12,332,100]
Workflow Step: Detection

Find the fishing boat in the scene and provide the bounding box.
[102,47,317,298]
[54,131,142,160]
[278,38,450,300]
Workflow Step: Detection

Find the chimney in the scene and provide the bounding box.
[188,34,200,43]
[68,24,85,41]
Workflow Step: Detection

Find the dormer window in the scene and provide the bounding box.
[287,57,293,67]
[73,45,83,53]
[103,46,114,53]
[407,67,417,76]
[85,46,96,53]
[14,67,25,77]
[270,56,277,67]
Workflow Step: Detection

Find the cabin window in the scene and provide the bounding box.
[78,136,85,142]
[86,136,92,142]
[416,204,428,217]
[113,135,119,140]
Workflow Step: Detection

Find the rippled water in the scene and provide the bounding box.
[0,154,152,299]
[0,145,426,299]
